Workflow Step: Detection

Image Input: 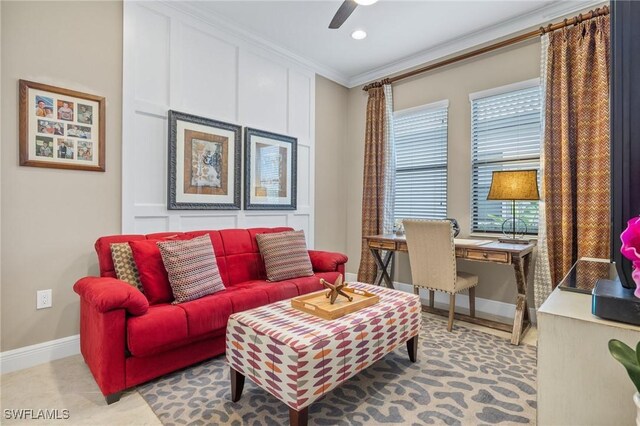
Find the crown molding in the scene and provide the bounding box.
[160,0,351,87]
[160,0,605,89]
[346,0,606,88]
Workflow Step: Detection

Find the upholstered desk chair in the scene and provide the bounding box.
[403,219,478,332]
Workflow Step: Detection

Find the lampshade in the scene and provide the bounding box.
[486,170,540,201]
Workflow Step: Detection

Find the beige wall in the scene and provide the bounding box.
[345,40,541,305]
[1,1,122,351]
[314,76,348,254]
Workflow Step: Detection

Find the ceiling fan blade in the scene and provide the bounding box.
[329,0,358,29]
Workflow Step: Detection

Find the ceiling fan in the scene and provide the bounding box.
[328,0,378,29]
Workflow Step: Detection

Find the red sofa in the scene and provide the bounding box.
[73,227,347,404]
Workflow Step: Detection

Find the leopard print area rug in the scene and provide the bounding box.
[138,314,537,425]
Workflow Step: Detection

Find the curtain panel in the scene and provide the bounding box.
[533,34,553,309]
[358,86,388,283]
[544,16,611,287]
[382,84,396,235]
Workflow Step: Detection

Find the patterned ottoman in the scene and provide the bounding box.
[226,282,422,426]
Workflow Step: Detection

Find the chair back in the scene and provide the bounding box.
[403,219,457,292]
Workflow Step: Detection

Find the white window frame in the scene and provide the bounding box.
[469,78,541,236]
[393,99,449,222]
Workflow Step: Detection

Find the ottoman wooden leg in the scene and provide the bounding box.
[289,407,308,426]
[230,367,245,402]
[407,335,418,362]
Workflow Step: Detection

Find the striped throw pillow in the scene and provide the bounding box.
[256,230,314,281]
[157,235,225,304]
[110,242,144,292]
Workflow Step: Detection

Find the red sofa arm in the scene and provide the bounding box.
[74,277,148,316]
[308,250,348,273]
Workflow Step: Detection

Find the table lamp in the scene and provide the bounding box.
[486,169,540,244]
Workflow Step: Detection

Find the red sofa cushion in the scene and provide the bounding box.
[130,235,193,305]
[176,290,234,337]
[127,304,188,357]
[173,281,298,340]
[219,228,293,284]
[226,287,270,313]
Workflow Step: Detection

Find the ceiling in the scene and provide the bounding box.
[181,0,604,87]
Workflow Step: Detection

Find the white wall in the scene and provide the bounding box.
[122,2,315,244]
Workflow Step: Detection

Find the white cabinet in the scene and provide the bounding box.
[537,288,640,425]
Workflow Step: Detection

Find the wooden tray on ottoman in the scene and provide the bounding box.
[291,286,380,320]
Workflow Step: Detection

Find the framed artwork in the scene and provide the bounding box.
[168,110,241,210]
[244,127,297,210]
[19,80,105,171]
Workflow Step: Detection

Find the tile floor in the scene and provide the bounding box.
[0,314,537,425]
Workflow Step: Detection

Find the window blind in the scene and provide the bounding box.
[471,83,541,234]
[394,102,448,221]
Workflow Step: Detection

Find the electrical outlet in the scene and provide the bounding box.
[37,289,52,309]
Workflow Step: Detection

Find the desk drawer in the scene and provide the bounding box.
[466,249,510,263]
[369,240,396,250]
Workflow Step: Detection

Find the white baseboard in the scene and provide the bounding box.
[345,272,536,323]
[0,334,80,374]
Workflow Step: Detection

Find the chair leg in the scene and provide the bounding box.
[469,287,476,318]
[447,294,456,332]
[429,290,435,308]
[413,286,419,296]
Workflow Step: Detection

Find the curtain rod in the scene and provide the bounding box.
[362,5,610,91]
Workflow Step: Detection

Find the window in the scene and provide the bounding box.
[393,100,448,220]
[470,79,541,234]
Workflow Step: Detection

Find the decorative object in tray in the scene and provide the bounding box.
[321,275,352,304]
[291,277,380,320]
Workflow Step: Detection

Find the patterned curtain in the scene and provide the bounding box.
[544,15,611,287]
[382,84,396,235]
[533,34,553,309]
[358,85,388,283]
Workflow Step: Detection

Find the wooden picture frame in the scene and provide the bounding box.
[19,80,105,172]
[244,127,297,210]
[168,110,241,210]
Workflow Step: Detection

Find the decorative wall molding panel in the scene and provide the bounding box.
[123,1,315,246]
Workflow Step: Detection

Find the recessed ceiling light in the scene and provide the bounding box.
[351,30,367,40]
[355,0,378,5]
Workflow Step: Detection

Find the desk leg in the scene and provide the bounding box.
[370,248,395,288]
[511,253,532,345]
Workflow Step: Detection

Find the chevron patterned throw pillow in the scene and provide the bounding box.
[157,235,225,304]
[256,230,314,281]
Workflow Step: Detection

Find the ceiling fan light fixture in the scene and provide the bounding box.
[354,0,378,5]
[351,29,367,40]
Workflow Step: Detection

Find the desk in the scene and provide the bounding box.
[365,234,535,345]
